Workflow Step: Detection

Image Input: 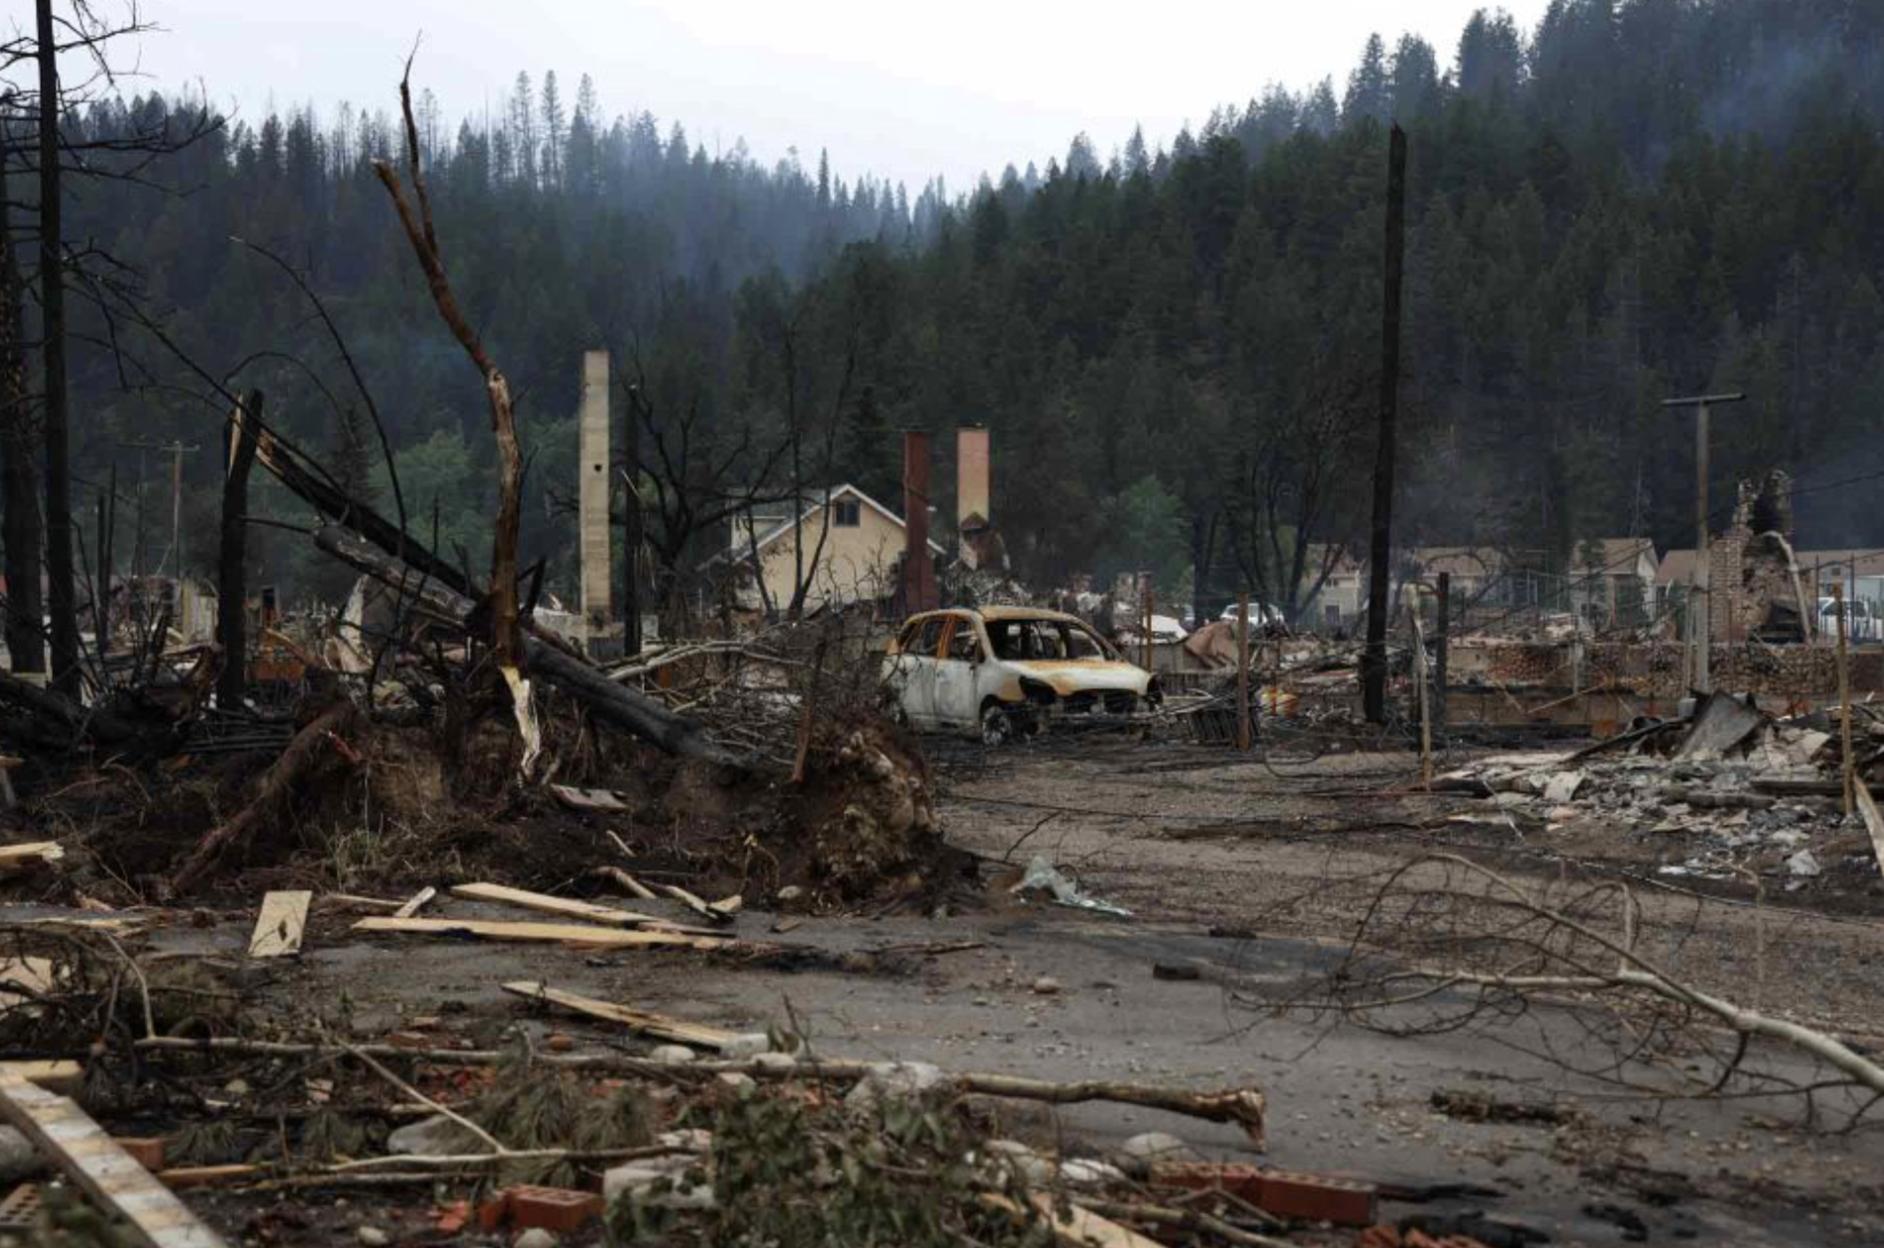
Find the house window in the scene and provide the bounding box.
[832,499,861,527]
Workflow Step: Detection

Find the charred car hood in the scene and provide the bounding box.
[1006,660,1152,697]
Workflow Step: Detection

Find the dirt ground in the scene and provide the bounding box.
[11,731,1884,1247]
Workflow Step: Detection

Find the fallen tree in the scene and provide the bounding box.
[132,1034,1265,1144]
[314,525,744,768]
[1239,852,1884,1122]
[169,701,363,893]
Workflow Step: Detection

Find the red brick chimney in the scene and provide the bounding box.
[902,431,937,614]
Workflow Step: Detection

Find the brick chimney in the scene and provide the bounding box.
[902,431,937,614]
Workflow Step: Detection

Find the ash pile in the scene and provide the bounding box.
[1437,691,1884,894]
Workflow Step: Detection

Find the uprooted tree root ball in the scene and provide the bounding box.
[5,683,969,911]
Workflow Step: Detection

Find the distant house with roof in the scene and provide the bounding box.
[725,484,945,614]
[1570,538,1658,627]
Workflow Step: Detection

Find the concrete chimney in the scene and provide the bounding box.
[901,431,937,615]
[956,426,990,529]
[578,350,616,652]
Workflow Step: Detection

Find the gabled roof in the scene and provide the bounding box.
[1576,537,1657,573]
[741,483,946,560]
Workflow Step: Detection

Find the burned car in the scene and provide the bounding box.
[882,607,1159,743]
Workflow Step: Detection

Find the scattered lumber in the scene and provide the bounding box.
[247,890,312,958]
[502,981,737,1049]
[0,1075,229,1248]
[351,916,730,951]
[0,840,63,873]
[392,885,437,919]
[450,882,717,934]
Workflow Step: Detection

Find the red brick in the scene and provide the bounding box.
[114,1137,166,1171]
[504,1185,604,1233]
[1254,1169,1377,1226]
[476,1191,510,1231]
[1148,1160,1264,1203]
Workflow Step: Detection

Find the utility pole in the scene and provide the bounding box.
[1661,392,1744,694]
[217,392,264,710]
[1362,123,1407,723]
[1434,571,1450,732]
[120,438,201,580]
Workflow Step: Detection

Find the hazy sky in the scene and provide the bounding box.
[114,1,1550,191]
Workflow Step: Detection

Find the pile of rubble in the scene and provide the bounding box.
[1438,692,1884,891]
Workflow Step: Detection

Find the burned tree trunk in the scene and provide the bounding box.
[372,73,522,670]
[0,179,44,676]
[36,0,80,694]
[216,392,263,708]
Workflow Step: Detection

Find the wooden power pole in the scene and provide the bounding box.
[1660,391,1744,694]
[216,392,264,709]
[1362,123,1407,723]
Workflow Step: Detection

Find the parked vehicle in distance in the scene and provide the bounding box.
[1218,601,1286,627]
[883,607,1159,743]
[1818,596,1884,642]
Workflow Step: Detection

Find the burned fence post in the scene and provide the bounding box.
[1434,570,1450,733]
[1236,589,1252,751]
[216,391,264,709]
[1362,123,1407,724]
[1837,581,1854,817]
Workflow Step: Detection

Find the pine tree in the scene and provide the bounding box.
[540,69,566,188]
[1343,33,1390,123]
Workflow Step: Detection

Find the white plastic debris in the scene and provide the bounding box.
[1786,849,1822,878]
[1013,855,1133,918]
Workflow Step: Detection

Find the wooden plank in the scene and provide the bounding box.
[1854,777,1884,880]
[450,883,715,934]
[0,956,54,1008]
[1053,1201,1170,1248]
[247,891,311,958]
[0,1076,228,1248]
[659,882,736,924]
[352,916,728,950]
[392,885,437,919]
[156,1164,261,1189]
[0,1060,83,1095]
[550,783,632,812]
[984,1194,1167,1248]
[502,981,736,1049]
[319,892,404,911]
[0,841,63,873]
[592,864,659,900]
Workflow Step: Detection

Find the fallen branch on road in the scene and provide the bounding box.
[133,1035,1264,1143]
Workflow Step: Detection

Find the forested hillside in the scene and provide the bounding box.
[22,0,1884,617]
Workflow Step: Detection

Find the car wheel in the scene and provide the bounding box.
[980,703,1015,747]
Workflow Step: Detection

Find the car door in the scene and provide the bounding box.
[888,615,947,727]
[931,614,986,733]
